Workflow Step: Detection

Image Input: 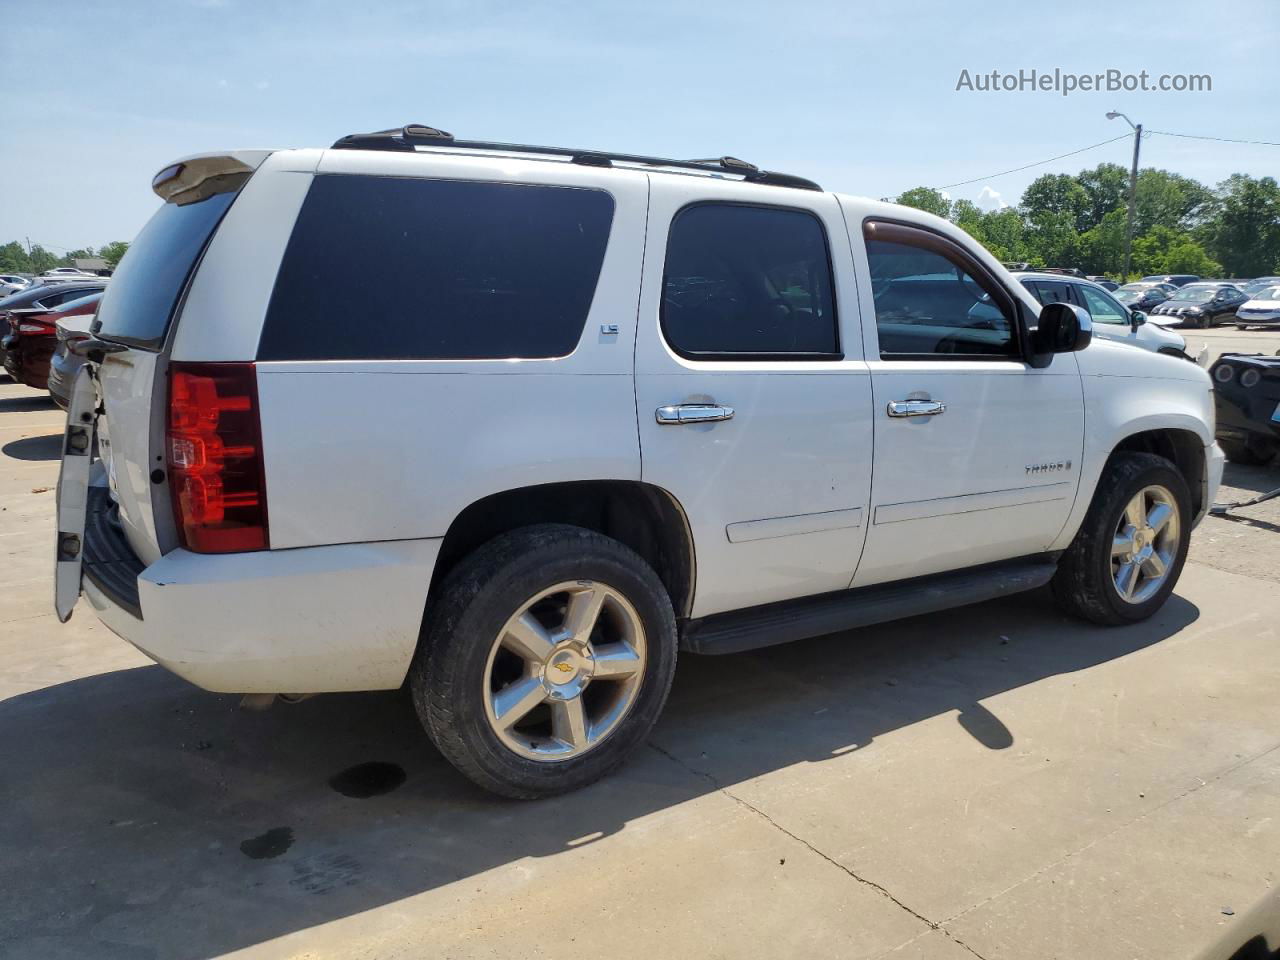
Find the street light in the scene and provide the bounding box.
[1107,111,1142,281]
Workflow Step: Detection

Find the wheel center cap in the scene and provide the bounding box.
[547,649,583,685]
[1134,527,1151,550]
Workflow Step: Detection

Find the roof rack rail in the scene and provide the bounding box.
[330,124,822,192]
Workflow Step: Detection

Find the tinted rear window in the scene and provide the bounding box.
[258,176,615,361]
[95,190,237,348]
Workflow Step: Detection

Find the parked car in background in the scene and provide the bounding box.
[1114,284,1171,312]
[1240,276,1280,299]
[46,299,101,409]
[0,274,31,297]
[1086,276,1119,291]
[0,281,106,372]
[1210,353,1280,464]
[1149,282,1249,328]
[1014,272,1205,363]
[41,267,94,279]
[1140,274,1200,287]
[2,291,103,389]
[55,130,1221,798]
[1234,284,1280,330]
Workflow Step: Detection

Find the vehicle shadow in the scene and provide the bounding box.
[0,393,57,412]
[1221,460,1280,495]
[0,587,1198,958]
[2,432,61,461]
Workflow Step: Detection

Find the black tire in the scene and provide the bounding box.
[1236,324,1250,331]
[1219,437,1278,466]
[1052,452,1192,625]
[409,524,678,799]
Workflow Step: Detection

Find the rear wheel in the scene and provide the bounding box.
[1237,324,1251,331]
[1052,452,1191,625]
[410,524,678,798]
[1220,436,1278,466]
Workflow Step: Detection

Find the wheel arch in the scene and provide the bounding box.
[1109,427,1207,518]
[427,480,696,620]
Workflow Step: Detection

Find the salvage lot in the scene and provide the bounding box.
[2,330,1279,960]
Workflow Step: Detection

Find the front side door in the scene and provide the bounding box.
[845,212,1085,588]
[635,181,874,619]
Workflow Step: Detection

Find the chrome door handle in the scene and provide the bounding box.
[887,399,946,418]
[656,403,735,425]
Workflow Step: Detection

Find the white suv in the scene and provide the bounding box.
[55,125,1224,798]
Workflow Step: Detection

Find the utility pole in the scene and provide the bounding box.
[1107,111,1141,281]
[24,236,32,255]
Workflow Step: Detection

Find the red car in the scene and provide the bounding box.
[1,291,103,390]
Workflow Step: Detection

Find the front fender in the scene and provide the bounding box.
[1049,344,1214,550]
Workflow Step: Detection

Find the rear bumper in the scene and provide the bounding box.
[79,506,442,693]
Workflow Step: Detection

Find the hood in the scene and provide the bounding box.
[1076,335,1211,384]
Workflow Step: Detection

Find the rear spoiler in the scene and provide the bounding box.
[151,150,273,205]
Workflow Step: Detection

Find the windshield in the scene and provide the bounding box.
[1250,285,1280,301]
[1113,289,1140,302]
[1169,287,1216,303]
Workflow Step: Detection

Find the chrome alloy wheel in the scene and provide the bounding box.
[1111,484,1180,604]
[482,581,647,762]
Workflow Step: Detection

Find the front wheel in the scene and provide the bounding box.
[1052,452,1191,625]
[410,524,678,798]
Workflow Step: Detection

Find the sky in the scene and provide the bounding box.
[1,0,1276,251]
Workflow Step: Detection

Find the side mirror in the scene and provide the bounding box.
[1130,309,1146,332]
[1030,302,1092,366]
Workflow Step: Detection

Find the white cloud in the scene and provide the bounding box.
[975,186,1007,212]
[217,78,229,88]
[254,80,270,90]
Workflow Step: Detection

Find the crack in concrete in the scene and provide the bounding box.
[939,738,1280,929]
[648,742,992,960]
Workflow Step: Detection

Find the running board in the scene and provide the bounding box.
[681,555,1060,656]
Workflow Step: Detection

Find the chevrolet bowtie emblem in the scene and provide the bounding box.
[553,662,575,674]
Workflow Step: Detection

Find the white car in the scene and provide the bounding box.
[0,274,30,298]
[1014,272,1208,365]
[54,126,1223,798]
[1234,285,1280,329]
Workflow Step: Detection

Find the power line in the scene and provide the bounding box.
[1148,129,1280,147]
[936,134,1130,190]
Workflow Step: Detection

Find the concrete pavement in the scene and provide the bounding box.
[2,336,1279,959]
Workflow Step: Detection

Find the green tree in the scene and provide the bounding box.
[27,245,62,273]
[1076,162,1129,232]
[1134,169,1212,236]
[1201,174,1280,277]
[1131,226,1221,277]
[1024,210,1081,269]
[1021,173,1090,232]
[0,241,31,275]
[1076,209,1128,276]
[98,241,130,268]
[895,187,951,219]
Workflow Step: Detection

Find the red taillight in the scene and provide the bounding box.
[166,362,269,553]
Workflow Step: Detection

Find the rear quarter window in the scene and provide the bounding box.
[257,176,615,361]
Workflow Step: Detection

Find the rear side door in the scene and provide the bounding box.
[845,212,1085,588]
[634,180,873,619]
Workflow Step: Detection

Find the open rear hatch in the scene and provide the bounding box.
[53,151,267,620]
